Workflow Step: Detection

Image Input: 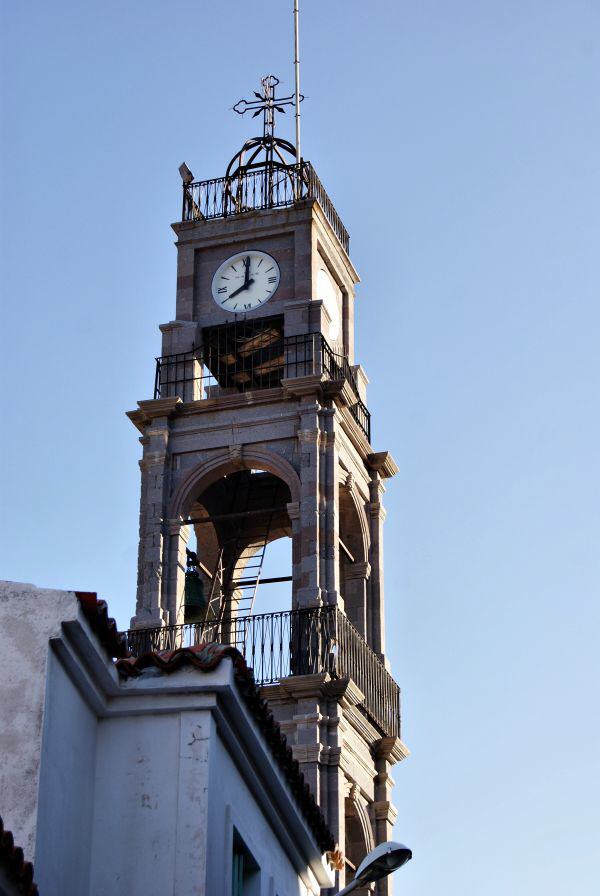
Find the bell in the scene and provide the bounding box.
[184,570,206,623]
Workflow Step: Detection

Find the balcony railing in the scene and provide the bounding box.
[154,330,371,442]
[125,606,400,738]
[182,161,349,254]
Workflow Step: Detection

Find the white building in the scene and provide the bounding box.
[0,582,336,895]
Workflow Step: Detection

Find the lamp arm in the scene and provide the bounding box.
[334,879,362,896]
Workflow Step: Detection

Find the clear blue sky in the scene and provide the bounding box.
[1,1,599,893]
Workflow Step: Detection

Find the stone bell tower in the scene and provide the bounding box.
[126,76,408,893]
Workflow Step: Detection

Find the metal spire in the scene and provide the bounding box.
[293,0,301,163]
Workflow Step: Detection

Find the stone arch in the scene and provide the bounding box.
[344,784,375,892]
[337,471,370,564]
[171,447,301,521]
[166,448,300,623]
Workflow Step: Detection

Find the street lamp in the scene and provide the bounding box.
[335,841,412,895]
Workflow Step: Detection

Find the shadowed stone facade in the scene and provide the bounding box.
[127,193,408,893]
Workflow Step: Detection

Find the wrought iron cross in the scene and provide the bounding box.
[233,74,303,140]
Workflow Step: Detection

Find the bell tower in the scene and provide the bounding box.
[127,76,408,894]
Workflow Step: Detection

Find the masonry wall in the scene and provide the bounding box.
[35,650,97,895]
[206,730,317,896]
[0,582,80,860]
[89,709,211,896]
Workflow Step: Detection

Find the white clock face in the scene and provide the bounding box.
[317,266,341,342]
[211,251,281,312]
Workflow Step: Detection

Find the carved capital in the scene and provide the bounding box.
[343,561,371,581]
[297,428,320,445]
[368,500,387,522]
[372,800,398,825]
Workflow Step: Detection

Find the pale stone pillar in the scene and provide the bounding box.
[131,421,170,628]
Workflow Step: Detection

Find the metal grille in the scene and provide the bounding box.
[154,330,371,441]
[124,606,400,738]
[182,161,349,254]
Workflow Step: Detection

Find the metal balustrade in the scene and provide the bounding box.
[154,331,371,441]
[181,160,350,254]
[125,606,400,738]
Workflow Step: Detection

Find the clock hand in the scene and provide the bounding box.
[243,256,251,286]
[228,278,255,300]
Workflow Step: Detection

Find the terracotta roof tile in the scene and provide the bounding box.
[116,643,335,853]
[75,592,129,658]
[0,816,39,896]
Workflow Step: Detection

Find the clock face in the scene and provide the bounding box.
[211,251,281,312]
[317,266,341,342]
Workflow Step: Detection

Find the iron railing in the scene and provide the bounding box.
[125,606,400,738]
[154,331,371,441]
[182,161,349,254]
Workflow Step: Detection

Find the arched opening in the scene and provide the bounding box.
[344,795,373,894]
[338,485,369,637]
[181,468,293,634]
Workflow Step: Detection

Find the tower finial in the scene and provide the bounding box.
[232,74,303,143]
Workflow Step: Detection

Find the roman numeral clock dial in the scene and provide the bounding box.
[211,251,281,311]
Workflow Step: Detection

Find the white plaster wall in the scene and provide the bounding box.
[34,650,97,895]
[0,581,79,858]
[89,709,211,896]
[206,731,315,896]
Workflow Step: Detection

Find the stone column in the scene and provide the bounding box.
[320,409,340,606]
[368,473,387,657]
[296,400,322,607]
[131,425,169,628]
[373,738,409,896]
[166,521,190,624]
[342,561,371,637]
[130,398,180,629]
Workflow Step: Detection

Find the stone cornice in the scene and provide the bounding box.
[373,736,410,765]
[366,451,399,479]
[282,374,326,400]
[127,397,182,433]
